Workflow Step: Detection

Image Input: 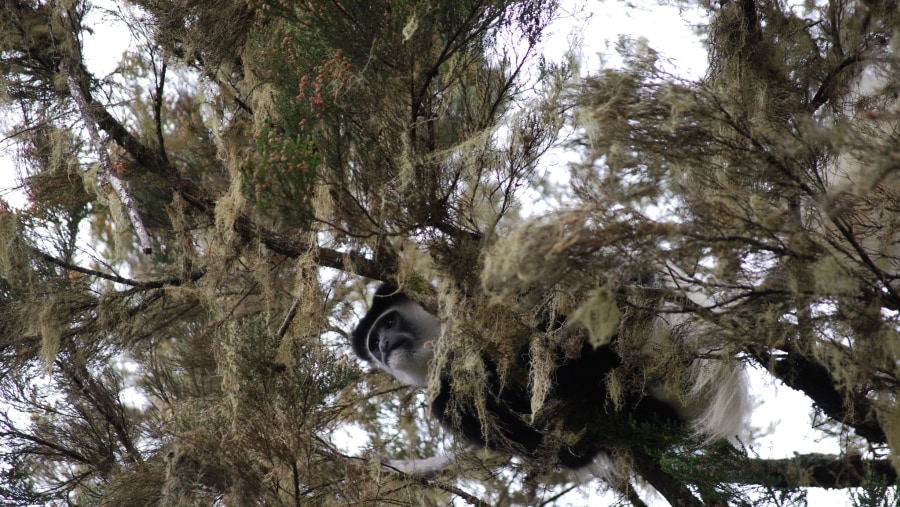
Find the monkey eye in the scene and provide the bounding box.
[383,315,397,329]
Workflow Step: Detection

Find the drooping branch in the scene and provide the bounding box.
[60,61,154,255]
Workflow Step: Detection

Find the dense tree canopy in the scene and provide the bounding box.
[0,0,898,505]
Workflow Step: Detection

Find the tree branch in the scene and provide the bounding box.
[152,59,169,165]
[631,450,704,507]
[277,298,301,340]
[74,72,392,281]
[386,460,491,507]
[749,344,887,444]
[60,61,154,255]
[809,54,864,112]
[229,213,393,280]
[0,427,91,467]
[34,247,204,288]
[56,360,144,468]
[743,453,896,489]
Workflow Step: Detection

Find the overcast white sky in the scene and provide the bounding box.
[0,1,854,505]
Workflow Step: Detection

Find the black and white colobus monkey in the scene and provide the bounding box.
[352,283,747,469]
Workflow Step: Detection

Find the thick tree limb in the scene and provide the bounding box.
[631,450,704,507]
[749,344,887,444]
[374,451,897,502]
[743,453,896,489]
[623,453,892,504]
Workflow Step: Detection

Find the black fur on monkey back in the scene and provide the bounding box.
[431,339,684,468]
[353,283,687,469]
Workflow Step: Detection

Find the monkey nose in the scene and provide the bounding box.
[380,333,406,355]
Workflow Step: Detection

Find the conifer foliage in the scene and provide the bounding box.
[0,0,898,505]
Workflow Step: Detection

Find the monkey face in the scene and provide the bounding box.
[366,300,440,387]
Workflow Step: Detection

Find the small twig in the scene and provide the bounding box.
[60,61,154,254]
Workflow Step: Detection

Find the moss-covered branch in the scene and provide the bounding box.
[743,454,896,490]
[750,344,887,444]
